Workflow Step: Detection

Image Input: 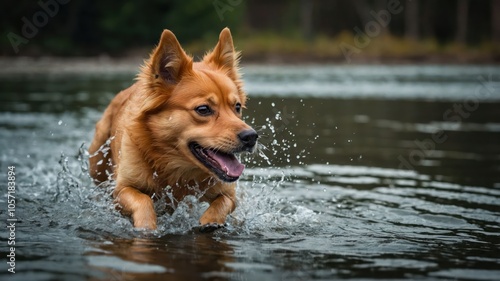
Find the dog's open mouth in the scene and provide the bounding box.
[189,142,244,182]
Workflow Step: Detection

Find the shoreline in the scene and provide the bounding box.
[0,55,498,76]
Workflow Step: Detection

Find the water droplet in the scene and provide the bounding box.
[271,102,275,107]
[58,120,62,125]
[347,139,352,143]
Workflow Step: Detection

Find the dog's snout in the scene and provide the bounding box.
[238,129,258,151]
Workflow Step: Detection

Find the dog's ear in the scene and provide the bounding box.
[204,28,241,81]
[149,29,192,84]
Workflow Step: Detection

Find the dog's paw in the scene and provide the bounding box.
[199,223,227,233]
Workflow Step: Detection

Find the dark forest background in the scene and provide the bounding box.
[1,0,499,61]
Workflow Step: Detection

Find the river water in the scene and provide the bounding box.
[0,63,499,280]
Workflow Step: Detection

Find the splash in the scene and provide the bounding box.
[231,105,321,233]
[230,179,320,234]
[51,107,320,236]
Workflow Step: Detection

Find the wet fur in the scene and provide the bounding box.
[88,28,253,231]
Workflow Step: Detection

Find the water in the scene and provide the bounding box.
[0,63,499,280]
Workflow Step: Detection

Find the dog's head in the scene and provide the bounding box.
[135,28,257,183]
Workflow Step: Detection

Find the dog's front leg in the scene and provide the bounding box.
[199,193,236,233]
[113,185,157,230]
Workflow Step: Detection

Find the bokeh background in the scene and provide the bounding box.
[2,0,499,62]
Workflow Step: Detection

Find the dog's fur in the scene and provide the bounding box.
[88,28,257,232]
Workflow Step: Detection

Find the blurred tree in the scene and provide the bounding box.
[163,0,243,44]
[352,0,372,25]
[455,0,469,44]
[421,0,435,39]
[94,0,172,52]
[375,0,390,36]
[492,0,500,43]
[405,0,419,40]
[300,0,314,41]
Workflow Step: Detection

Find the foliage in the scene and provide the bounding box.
[0,0,497,61]
[1,0,244,56]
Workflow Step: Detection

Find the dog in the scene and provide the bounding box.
[88,28,258,232]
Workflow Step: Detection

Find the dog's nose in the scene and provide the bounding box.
[238,129,258,150]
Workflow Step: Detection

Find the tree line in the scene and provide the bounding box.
[1,0,498,56]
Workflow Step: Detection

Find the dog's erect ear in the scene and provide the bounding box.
[150,30,192,84]
[204,28,241,77]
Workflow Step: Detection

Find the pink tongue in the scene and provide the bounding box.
[206,150,245,178]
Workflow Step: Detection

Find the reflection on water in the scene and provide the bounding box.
[86,235,235,280]
[0,64,499,280]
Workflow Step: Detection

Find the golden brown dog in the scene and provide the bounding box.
[88,28,257,232]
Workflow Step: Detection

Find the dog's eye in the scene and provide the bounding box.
[195,105,213,116]
[235,103,242,114]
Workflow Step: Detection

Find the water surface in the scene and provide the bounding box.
[0,64,499,280]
